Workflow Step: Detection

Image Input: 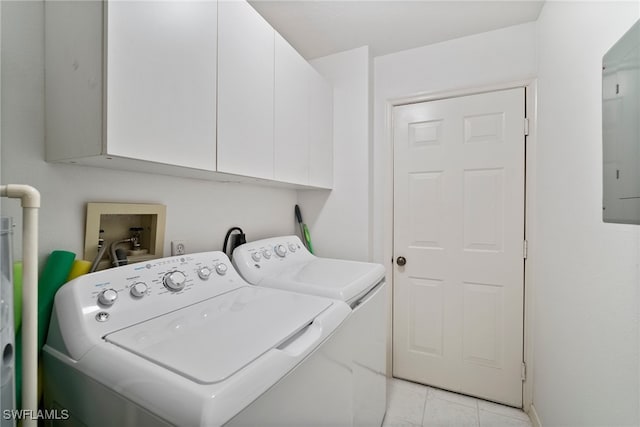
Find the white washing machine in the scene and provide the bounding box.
[43,251,353,426]
[233,236,387,427]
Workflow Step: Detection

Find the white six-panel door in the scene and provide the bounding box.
[392,88,526,407]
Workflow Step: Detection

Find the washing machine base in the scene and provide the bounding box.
[44,317,354,427]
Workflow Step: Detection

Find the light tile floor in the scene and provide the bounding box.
[383,378,533,427]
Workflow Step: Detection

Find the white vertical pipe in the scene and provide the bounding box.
[0,185,39,427]
[21,207,38,427]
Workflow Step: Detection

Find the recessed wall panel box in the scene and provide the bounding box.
[84,203,166,271]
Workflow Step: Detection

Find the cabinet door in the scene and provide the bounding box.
[274,34,309,185]
[217,0,275,179]
[105,1,217,170]
[45,0,104,161]
[308,69,333,188]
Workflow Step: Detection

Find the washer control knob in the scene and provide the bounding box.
[274,244,287,258]
[251,252,262,262]
[164,271,187,291]
[215,263,228,276]
[262,249,272,259]
[98,289,118,306]
[130,282,148,298]
[198,266,212,280]
[288,243,297,252]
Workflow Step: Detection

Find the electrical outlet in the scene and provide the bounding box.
[171,240,186,256]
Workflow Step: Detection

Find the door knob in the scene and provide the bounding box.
[396,256,406,266]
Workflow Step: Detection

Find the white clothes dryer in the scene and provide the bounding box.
[43,251,352,426]
[233,236,387,427]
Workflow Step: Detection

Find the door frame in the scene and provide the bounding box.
[382,80,537,412]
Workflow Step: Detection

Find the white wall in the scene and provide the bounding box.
[374,5,640,426]
[373,19,538,389]
[0,0,2,218]
[1,1,297,265]
[533,2,640,425]
[297,46,371,262]
[373,22,538,266]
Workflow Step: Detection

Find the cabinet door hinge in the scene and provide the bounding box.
[523,240,528,259]
[521,362,527,381]
[524,118,530,136]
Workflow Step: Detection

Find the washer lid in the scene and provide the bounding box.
[104,286,332,384]
[260,258,385,303]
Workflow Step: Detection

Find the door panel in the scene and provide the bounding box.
[462,281,504,368]
[463,168,504,252]
[408,172,444,248]
[408,278,444,358]
[393,88,525,407]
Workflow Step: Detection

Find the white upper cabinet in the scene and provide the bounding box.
[307,68,334,189]
[45,1,217,171]
[45,0,332,189]
[106,2,217,169]
[274,33,333,188]
[217,0,275,180]
[274,34,310,185]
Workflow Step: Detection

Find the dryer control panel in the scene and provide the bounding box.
[232,235,315,285]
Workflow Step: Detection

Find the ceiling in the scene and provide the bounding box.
[248,1,545,59]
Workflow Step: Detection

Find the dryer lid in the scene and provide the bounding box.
[104,286,332,384]
[260,258,385,304]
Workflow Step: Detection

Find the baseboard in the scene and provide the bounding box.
[528,404,542,427]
